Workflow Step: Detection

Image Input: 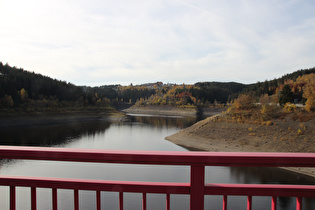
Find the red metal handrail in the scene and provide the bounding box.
[0,146,315,210]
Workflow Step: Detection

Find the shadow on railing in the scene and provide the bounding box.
[0,146,314,210]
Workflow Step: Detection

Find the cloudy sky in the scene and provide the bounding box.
[1,0,315,86]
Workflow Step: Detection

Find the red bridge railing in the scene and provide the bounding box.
[0,146,314,210]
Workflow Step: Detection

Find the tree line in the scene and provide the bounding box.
[223,72,315,127]
[1,61,314,112]
[0,62,157,111]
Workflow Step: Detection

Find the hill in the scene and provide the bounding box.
[1,61,314,112]
[0,62,116,112]
[243,67,315,98]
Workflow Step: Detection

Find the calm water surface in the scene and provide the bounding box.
[0,114,314,210]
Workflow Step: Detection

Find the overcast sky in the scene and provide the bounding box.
[1,0,315,86]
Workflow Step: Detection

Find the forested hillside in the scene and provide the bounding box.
[0,62,86,111]
[0,62,157,111]
[0,63,83,101]
[133,67,315,107]
[1,61,314,112]
[243,67,315,98]
[134,82,247,107]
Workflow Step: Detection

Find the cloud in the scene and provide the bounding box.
[1,0,315,86]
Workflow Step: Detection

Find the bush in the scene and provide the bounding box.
[284,102,297,113]
[261,120,273,126]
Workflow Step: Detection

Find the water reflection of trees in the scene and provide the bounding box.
[229,167,315,209]
[230,167,315,185]
[0,115,195,147]
[129,115,196,129]
[0,122,111,147]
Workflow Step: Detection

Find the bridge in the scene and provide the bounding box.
[0,146,314,210]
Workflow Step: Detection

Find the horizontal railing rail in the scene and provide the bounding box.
[0,176,190,194]
[1,146,315,167]
[0,146,314,210]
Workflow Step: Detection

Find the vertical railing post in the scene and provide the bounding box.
[190,164,205,210]
[31,187,37,210]
[272,196,277,210]
[52,188,57,210]
[296,197,302,210]
[96,191,101,210]
[10,186,16,210]
[119,192,124,210]
[74,190,79,210]
[142,193,147,210]
[223,195,227,210]
[166,194,170,210]
[247,196,252,210]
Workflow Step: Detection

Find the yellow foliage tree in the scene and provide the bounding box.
[233,94,255,110]
[302,74,315,111]
[259,94,279,120]
[20,88,28,101]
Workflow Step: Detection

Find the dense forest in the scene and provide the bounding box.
[243,68,315,97]
[0,61,314,112]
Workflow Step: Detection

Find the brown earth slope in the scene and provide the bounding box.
[166,113,315,177]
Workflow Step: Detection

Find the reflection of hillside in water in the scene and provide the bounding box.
[229,166,315,209]
[229,166,315,185]
[0,114,195,147]
[0,122,111,147]
[128,115,196,129]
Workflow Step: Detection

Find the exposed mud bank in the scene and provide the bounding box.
[122,105,226,117]
[166,115,315,178]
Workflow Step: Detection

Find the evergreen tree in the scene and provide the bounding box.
[279,84,294,105]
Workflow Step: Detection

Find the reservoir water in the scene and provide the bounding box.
[0,114,314,210]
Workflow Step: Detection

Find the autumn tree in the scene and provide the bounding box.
[233,94,255,110]
[259,94,279,120]
[19,88,28,101]
[300,74,315,111]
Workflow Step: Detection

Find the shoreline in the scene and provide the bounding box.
[166,134,315,178]
[0,105,226,128]
[122,105,197,116]
[122,105,226,117]
[1,107,314,178]
[165,115,315,178]
[0,111,127,128]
